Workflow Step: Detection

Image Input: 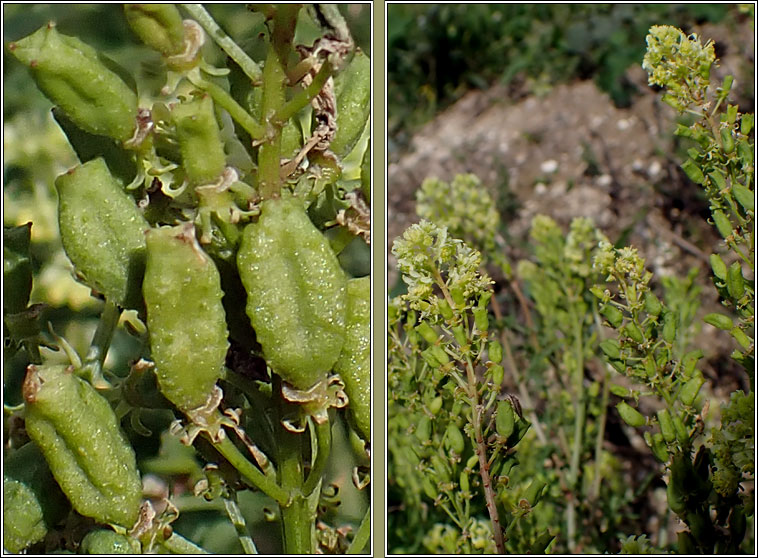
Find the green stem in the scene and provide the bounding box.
[188,73,265,139]
[277,59,333,122]
[180,4,263,84]
[279,427,312,554]
[346,506,371,554]
[160,532,209,554]
[591,310,611,501]
[212,435,290,506]
[258,41,287,199]
[223,493,259,554]
[566,299,587,552]
[82,300,121,388]
[302,417,331,496]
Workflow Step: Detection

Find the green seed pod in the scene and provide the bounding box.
[496,399,515,439]
[720,127,735,154]
[124,4,185,56]
[643,356,657,379]
[709,253,728,280]
[616,401,645,428]
[420,347,442,368]
[488,340,503,364]
[667,453,690,515]
[172,94,226,185]
[421,477,437,500]
[56,158,149,309]
[473,307,489,332]
[726,262,745,299]
[144,224,229,411]
[334,276,370,441]
[331,50,370,158]
[731,327,752,350]
[8,24,137,142]
[681,350,703,376]
[609,384,630,398]
[681,159,705,185]
[3,223,33,314]
[525,478,547,506]
[3,443,69,553]
[672,415,690,447]
[662,312,677,344]
[445,423,466,454]
[599,339,621,360]
[428,396,443,416]
[238,196,346,390]
[430,455,451,483]
[741,113,754,135]
[80,529,140,554]
[416,416,431,441]
[459,471,470,493]
[438,299,454,320]
[731,183,754,213]
[490,364,504,387]
[657,409,676,443]
[644,292,662,317]
[703,312,733,331]
[415,321,438,345]
[623,323,645,344]
[708,169,727,191]
[360,138,370,203]
[679,376,705,406]
[449,284,466,308]
[737,139,753,166]
[712,210,733,239]
[452,325,467,348]
[22,364,142,528]
[429,345,450,366]
[645,431,669,463]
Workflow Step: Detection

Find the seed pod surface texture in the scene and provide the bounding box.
[8,24,137,141]
[334,276,370,440]
[144,224,229,411]
[238,197,346,390]
[56,158,148,308]
[22,364,142,528]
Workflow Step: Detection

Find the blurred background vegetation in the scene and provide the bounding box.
[3,4,370,553]
[387,4,751,152]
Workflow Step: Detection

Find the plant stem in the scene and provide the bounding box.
[566,300,587,552]
[161,532,209,554]
[279,427,312,554]
[346,506,371,554]
[212,435,290,506]
[302,417,331,496]
[464,357,505,554]
[188,73,265,140]
[223,492,259,554]
[180,4,263,84]
[590,311,612,501]
[83,300,121,388]
[277,59,333,122]
[258,41,286,199]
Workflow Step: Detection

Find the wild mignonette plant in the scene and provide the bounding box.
[387,24,753,555]
[4,4,370,554]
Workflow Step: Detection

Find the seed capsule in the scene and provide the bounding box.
[143,224,229,411]
[56,158,148,309]
[8,24,137,142]
[616,401,646,428]
[237,196,346,390]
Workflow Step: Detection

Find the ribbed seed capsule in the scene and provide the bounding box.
[445,423,465,454]
[80,530,140,554]
[415,321,438,345]
[56,158,149,309]
[237,196,346,390]
[679,376,705,406]
[726,262,745,299]
[712,210,733,239]
[703,312,733,331]
[22,364,142,528]
[657,409,676,443]
[124,4,186,56]
[731,183,754,213]
[600,304,624,328]
[331,50,370,158]
[617,401,646,427]
[172,94,226,185]
[334,276,370,441]
[143,224,229,411]
[644,292,662,317]
[709,253,727,280]
[8,24,137,142]
[496,399,515,439]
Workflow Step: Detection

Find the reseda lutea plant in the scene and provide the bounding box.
[388,24,753,555]
[4,4,370,554]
